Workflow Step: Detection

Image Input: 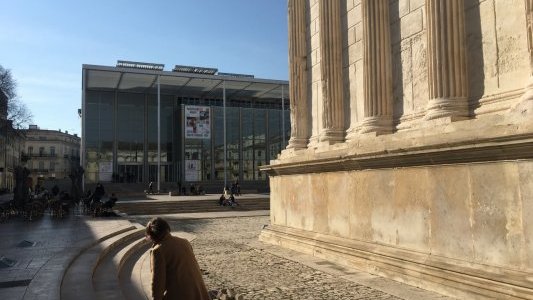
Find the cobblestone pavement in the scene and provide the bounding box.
[135,216,446,300]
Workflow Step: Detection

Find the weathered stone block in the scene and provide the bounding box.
[355,23,362,42]
[326,172,350,237]
[399,0,410,20]
[348,171,373,241]
[400,9,423,39]
[310,174,329,233]
[347,6,357,28]
[270,176,286,226]
[347,26,355,46]
[410,0,425,10]
[392,168,430,252]
[286,175,313,231]
[518,161,533,269]
[348,42,362,65]
[411,33,428,112]
[469,163,524,268]
[427,166,474,260]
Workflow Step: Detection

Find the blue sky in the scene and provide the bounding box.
[0,0,288,136]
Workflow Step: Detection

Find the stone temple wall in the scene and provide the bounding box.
[261,1,533,299]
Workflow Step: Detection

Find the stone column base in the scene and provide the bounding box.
[424,97,469,121]
[287,137,309,150]
[318,129,345,144]
[509,76,533,120]
[359,116,393,135]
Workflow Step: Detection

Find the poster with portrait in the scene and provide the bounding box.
[185,106,210,139]
[185,160,199,181]
[98,161,113,182]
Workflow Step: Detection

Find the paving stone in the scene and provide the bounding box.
[134,216,407,300]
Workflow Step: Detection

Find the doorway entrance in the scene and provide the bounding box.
[118,164,143,183]
[148,164,173,182]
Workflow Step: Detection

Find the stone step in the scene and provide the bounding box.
[116,206,270,215]
[24,220,138,300]
[139,249,152,298]
[92,232,149,300]
[60,225,144,300]
[115,198,269,209]
[114,198,270,215]
[120,244,151,300]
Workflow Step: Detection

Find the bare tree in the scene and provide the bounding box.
[0,65,33,129]
[0,65,17,99]
[8,98,32,129]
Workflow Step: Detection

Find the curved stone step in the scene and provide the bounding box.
[24,221,137,300]
[93,234,149,299]
[139,249,152,298]
[119,244,151,300]
[60,225,144,300]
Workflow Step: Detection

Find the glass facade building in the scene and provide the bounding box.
[82,63,289,192]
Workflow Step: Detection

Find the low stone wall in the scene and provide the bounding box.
[261,159,533,299]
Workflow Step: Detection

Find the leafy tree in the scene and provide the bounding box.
[0,65,33,129]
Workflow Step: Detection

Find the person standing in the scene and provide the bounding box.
[146,217,210,300]
[93,182,105,201]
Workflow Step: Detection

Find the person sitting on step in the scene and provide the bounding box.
[102,193,118,211]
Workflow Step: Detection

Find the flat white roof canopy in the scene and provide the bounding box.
[83,64,289,103]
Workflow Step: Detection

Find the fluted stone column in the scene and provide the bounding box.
[359,0,394,135]
[318,0,344,143]
[425,0,469,120]
[287,0,309,150]
[509,0,533,117]
[521,0,533,105]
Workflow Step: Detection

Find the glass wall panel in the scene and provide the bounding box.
[212,106,240,182]
[85,91,114,183]
[242,108,254,181]
[201,137,211,181]
[268,109,282,161]
[284,110,291,149]
[213,107,224,181]
[226,107,240,182]
[117,93,144,183]
[253,109,266,180]
[147,94,174,182]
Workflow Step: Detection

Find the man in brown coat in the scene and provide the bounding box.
[146,217,210,300]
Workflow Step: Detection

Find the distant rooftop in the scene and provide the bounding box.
[26,125,79,138]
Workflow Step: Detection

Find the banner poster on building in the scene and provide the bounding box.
[185,160,199,182]
[99,161,113,182]
[185,106,210,139]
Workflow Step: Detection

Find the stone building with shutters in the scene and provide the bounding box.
[22,125,80,187]
[260,1,533,299]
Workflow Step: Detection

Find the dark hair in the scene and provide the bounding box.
[146,217,170,243]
